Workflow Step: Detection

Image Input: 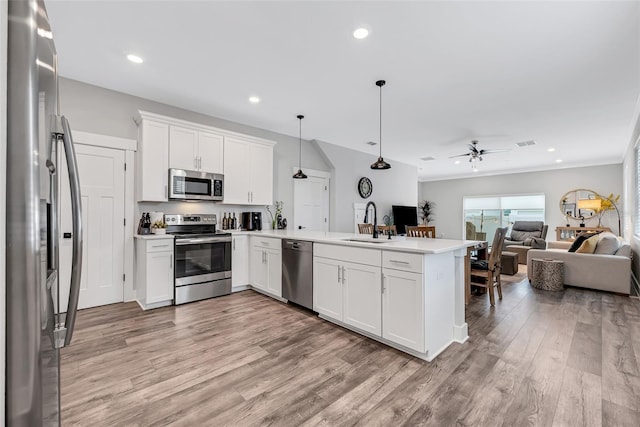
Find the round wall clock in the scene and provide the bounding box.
[358,177,373,199]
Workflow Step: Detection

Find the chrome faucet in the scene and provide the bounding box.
[363,201,378,239]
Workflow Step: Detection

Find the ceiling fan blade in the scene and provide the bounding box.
[448,153,471,158]
[481,149,511,154]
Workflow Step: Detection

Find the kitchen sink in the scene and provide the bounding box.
[345,238,391,244]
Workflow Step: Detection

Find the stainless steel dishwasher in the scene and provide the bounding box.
[282,239,313,310]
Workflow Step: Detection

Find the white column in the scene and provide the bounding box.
[452,247,469,343]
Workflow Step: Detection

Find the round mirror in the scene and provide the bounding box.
[559,189,600,220]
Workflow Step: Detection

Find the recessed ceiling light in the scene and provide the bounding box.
[556,159,563,163]
[126,54,143,64]
[249,96,260,104]
[454,160,461,165]
[353,28,369,39]
[547,147,556,152]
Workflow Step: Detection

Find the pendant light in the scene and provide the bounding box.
[293,114,308,179]
[371,79,391,170]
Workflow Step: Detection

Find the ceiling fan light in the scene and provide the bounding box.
[371,156,391,170]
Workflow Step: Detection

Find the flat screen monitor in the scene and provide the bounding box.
[392,205,418,235]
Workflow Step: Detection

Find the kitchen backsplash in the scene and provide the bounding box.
[137,201,269,230]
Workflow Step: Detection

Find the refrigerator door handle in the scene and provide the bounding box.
[59,116,83,347]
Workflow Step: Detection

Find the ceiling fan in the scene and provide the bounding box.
[448,140,511,167]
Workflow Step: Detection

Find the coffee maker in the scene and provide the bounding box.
[241,212,262,230]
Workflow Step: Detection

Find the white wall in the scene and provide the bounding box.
[59,78,331,227]
[315,140,418,232]
[420,164,623,240]
[1,0,7,419]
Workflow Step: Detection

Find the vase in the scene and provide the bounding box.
[152,228,166,235]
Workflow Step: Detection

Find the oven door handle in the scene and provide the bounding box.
[176,237,232,245]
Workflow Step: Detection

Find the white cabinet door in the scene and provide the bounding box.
[232,235,249,287]
[382,268,425,352]
[198,131,224,173]
[138,120,169,201]
[251,247,267,291]
[169,125,198,171]
[224,137,252,204]
[313,257,343,320]
[249,143,273,205]
[343,261,382,336]
[266,248,282,297]
[146,251,174,304]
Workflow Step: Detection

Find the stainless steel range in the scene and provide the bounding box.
[165,214,232,305]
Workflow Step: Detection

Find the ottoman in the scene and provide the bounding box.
[505,245,530,265]
[500,251,518,276]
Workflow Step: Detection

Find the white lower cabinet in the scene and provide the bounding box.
[313,257,343,319]
[313,252,382,337]
[232,235,249,289]
[250,237,282,298]
[135,237,174,310]
[382,268,425,352]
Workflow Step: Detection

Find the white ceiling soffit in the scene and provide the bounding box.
[46,1,640,181]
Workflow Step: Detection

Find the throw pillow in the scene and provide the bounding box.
[576,234,599,254]
[568,232,596,252]
[594,232,620,255]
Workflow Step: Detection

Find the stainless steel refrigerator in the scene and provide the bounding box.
[6,0,83,425]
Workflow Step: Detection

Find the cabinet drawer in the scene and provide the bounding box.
[252,236,281,251]
[315,243,381,267]
[146,239,174,253]
[382,251,423,274]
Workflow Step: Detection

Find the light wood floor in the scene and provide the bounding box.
[61,275,640,426]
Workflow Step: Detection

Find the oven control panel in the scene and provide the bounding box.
[165,214,217,225]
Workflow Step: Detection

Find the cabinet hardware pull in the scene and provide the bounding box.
[233,239,236,251]
[389,260,410,264]
[337,265,341,282]
[198,156,202,169]
[151,244,169,248]
[382,274,386,293]
[164,185,168,199]
[170,254,173,269]
[342,266,346,284]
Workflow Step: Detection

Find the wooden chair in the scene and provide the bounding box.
[406,225,436,238]
[470,227,507,306]
[378,225,397,236]
[358,223,374,234]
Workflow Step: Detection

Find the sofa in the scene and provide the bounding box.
[526,232,631,294]
[504,221,548,264]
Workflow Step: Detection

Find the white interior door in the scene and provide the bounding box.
[293,171,329,232]
[60,144,125,311]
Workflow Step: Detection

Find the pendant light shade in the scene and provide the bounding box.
[293,114,308,179]
[371,80,391,170]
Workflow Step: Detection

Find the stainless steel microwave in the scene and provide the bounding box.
[169,169,224,201]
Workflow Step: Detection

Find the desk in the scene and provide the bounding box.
[465,241,488,304]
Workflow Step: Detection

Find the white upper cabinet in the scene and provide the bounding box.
[169,125,198,171]
[198,131,224,174]
[137,119,169,202]
[169,126,224,173]
[223,137,252,205]
[136,111,275,204]
[224,136,274,205]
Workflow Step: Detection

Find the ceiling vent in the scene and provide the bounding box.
[515,140,536,147]
[366,141,377,146]
[420,156,436,161]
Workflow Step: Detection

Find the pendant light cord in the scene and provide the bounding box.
[379,83,382,158]
[299,116,302,168]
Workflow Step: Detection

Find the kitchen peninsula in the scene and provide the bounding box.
[235,230,475,362]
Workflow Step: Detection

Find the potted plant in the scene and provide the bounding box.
[151,220,167,234]
[266,201,284,230]
[419,200,436,225]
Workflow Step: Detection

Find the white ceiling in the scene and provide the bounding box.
[46,0,640,181]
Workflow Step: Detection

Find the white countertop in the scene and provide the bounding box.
[134,233,175,240]
[230,229,480,254]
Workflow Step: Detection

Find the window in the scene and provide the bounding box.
[463,194,545,243]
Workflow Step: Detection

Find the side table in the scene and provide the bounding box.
[530,258,564,291]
